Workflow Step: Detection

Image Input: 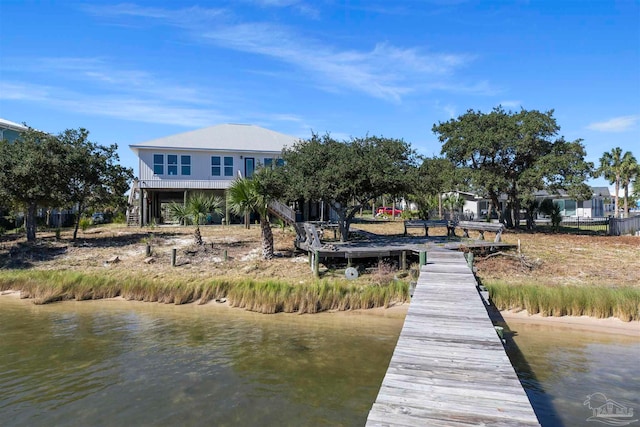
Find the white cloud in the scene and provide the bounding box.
[84,4,480,102]
[499,100,522,108]
[587,115,639,132]
[2,56,321,129]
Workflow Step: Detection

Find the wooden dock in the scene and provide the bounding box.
[366,251,541,426]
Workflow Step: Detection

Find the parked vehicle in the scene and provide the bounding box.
[376,206,403,216]
[91,212,105,224]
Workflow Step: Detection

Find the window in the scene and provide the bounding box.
[167,155,178,175]
[211,156,221,176]
[181,155,191,175]
[264,158,285,168]
[153,154,164,175]
[224,157,233,176]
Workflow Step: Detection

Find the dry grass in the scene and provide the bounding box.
[476,231,640,288]
[1,221,638,316]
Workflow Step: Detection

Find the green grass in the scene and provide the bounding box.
[486,280,640,321]
[0,270,408,314]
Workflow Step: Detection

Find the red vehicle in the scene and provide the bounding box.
[376,206,403,216]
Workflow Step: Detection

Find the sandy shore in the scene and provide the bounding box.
[2,290,638,337]
[497,308,640,337]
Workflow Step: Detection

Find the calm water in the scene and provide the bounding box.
[1,298,638,427]
[0,298,404,427]
[502,320,640,427]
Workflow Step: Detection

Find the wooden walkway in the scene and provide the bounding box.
[366,251,540,426]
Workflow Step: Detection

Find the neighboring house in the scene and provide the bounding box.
[443,187,609,221]
[443,191,506,220]
[533,187,609,218]
[0,118,28,143]
[128,124,300,226]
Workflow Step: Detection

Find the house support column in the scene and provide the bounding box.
[142,190,148,226]
[224,190,230,225]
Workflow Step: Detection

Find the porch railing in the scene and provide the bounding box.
[268,200,296,225]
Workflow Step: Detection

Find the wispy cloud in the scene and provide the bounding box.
[499,100,522,108]
[83,3,226,25]
[0,56,231,128]
[243,0,320,19]
[202,25,477,101]
[587,115,639,132]
[426,80,499,96]
[84,3,482,102]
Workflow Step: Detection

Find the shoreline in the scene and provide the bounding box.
[2,290,638,337]
[495,308,640,337]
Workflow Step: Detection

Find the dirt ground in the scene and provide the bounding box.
[1,221,638,287]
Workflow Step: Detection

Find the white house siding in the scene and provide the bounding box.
[139,179,232,190]
[137,148,282,186]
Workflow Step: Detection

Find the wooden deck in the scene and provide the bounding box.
[366,251,540,427]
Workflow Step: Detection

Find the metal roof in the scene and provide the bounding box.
[129,123,300,153]
[0,118,28,132]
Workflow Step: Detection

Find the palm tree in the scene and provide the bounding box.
[597,147,624,218]
[168,193,223,245]
[620,153,640,218]
[227,170,276,260]
[442,192,465,220]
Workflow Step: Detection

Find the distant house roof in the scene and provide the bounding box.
[590,187,610,197]
[129,124,300,153]
[533,186,610,198]
[0,118,28,132]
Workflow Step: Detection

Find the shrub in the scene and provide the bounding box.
[79,217,92,231]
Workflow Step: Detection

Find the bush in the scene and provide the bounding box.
[112,212,126,224]
[79,217,92,232]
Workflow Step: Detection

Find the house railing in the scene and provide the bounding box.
[268,200,296,225]
[609,215,640,236]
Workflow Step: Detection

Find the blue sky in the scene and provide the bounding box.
[1,1,638,189]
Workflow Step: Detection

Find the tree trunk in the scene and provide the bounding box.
[623,184,629,218]
[73,203,84,240]
[26,202,37,242]
[260,218,274,259]
[194,225,203,246]
[489,193,502,223]
[614,177,620,218]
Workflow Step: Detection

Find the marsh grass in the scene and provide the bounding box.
[0,270,408,314]
[486,280,640,321]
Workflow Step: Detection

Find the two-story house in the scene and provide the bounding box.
[128,124,300,226]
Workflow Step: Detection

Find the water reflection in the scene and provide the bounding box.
[502,320,640,427]
[0,298,403,427]
[2,297,638,427]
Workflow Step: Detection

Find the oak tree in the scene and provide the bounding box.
[433,107,593,228]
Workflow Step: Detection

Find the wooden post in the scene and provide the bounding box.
[466,252,474,270]
[223,249,228,262]
[146,244,151,257]
[401,251,407,271]
[171,248,177,267]
[313,250,320,277]
[419,251,427,267]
